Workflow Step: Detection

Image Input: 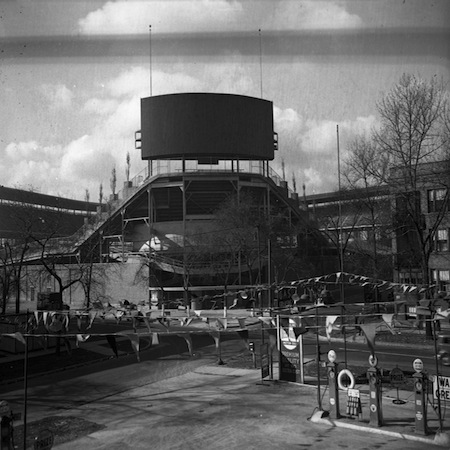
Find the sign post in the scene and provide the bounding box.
[260,343,269,383]
[389,367,406,405]
[346,388,362,420]
[278,316,303,383]
[432,375,450,402]
[34,429,54,450]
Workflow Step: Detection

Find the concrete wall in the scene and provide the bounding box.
[8,260,149,312]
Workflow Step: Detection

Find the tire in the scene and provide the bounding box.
[337,368,356,391]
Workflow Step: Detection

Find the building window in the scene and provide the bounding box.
[435,229,449,252]
[399,271,423,285]
[432,270,450,292]
[428,188,448,213]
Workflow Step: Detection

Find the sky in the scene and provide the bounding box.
[0,0,449,201]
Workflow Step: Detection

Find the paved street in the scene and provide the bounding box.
[2,311,450,448]
[2,335,450,449]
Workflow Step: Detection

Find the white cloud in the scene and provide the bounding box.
[40,84,74,109]
[288,1,364,29]
[59,135,119,187]
[78,0,244,35]
[0,66,209,199]
[5,141,57,164]
[105,66,150,98]
[78,1,363,36]
[1,61,375,200]
[272,107,376,194]
[84,98,118,115]
[1,141,64,194]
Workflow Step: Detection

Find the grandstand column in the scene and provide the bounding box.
[182,174,188,306]
[147,185,152,307]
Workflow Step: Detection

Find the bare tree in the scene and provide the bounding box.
[373,74,449,286]
[344,74,450,335]
[374,74,448,173]
[126,151,131,184]
[110,166,117,198]
[343,135,393,280]
[99,182,104,206]
[85,189,90,217]
[0,242,14,313]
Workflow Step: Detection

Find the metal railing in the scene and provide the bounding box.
[116,159,298,203]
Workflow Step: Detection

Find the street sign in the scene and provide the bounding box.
[279,317,303,382]
[413,358,423,373]
[34,429,54,450]
[390,368,405,388]
[347,388,360,398]
[432,375,450,402]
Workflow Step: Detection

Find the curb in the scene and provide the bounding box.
[310,414,450,447]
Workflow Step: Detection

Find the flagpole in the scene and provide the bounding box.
[149,25,153,96]
[337,125,348,368]
[258,29,263,99]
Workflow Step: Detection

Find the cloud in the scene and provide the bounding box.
[277,1,363,30]
[272,106,376,193]
[84,98,118,115]
[78,0,244,35]
[0,61,374,200]
[59,135,117,184]
[78,1,363,36]
[0,66,210,199]
[40,84,74,109]
[1,141,63,194]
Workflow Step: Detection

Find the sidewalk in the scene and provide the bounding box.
[306,373,450,447]
[2,311,450,448]
[4,359,450,449]
[51,365,450,449]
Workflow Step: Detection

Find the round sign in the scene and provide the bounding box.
[413,358,423,373]
[34,429,54,450]
[280,318,301,350]
[389,368,405,388]
[368,354,378,367]
[328,350,337,363]
[370,404,377,412]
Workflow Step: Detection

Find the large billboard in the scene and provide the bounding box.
[140,93,275,161]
